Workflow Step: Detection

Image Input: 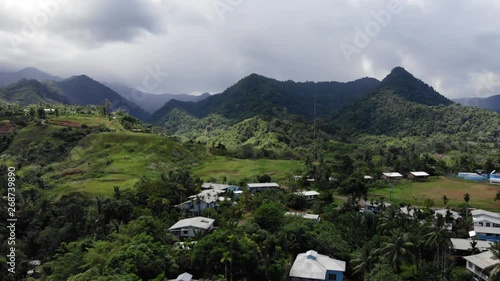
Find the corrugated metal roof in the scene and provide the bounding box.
[472,209,500,219]
[168,217,214,231]
[464,250,499,269]
[295,191,320,196]
[383,172,403,177]
[289,250,345,279]
[409,171,430,176]
[247,183,280,188]
[451,238,491,251]
[434,209,461,220]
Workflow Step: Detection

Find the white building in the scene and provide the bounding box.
[407,171,430,181]
[289,250,346,281]
[434,209,461,220]
[286,212,321,222]
[176,189,224,214]
[169,272,198,281]
[451,238,491,253]
[464,250,499,281]
[295,190,320,200]
[247,182,280,193]
[168,217,215,238]
[381,172,403,180]
[472,209,500,241]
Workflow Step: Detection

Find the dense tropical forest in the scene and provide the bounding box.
[1,67,500,281]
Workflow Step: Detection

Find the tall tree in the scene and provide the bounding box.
[484,242,500,281]
[380,229,414,273]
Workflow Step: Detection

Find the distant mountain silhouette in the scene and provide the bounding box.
[56,75,151,120]
[106,82,210,114]
[0,67,63,86]
[454,95,500,114]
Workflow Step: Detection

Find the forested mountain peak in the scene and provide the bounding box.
[378,67,453,106]
[150,73,380,124]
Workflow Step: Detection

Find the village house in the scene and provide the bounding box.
[246,182,280,193]
[285,212,321,222]
[168,217,215,238]
[472,209,500,241]
[201,182,240,192]
[168,272,198,281]
[450,238,491,256]
[289,250,346,281]
[407,171,430,181]
[295,190,320,200]
[175,189,223,214]
[381,172,403,180]
[464,250,498,281]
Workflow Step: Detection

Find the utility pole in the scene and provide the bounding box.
[313,99,317,161]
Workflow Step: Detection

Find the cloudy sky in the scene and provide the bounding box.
[1,0,499,99]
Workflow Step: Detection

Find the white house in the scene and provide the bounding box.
[381,172,403,180]
[295,190,320,200]
[286,212,321,222]
[434,209,461,220]
[464,250,499,281]
[247,182,280,193]
[472,210,500,228]
[168,217,215,238]
[201,183,240,192]
[289,250,346,281]
[176,189,224,214]
[472,209,500,241]
[169,272,198,281]
[451,238,491,253]
[407,171,430,181]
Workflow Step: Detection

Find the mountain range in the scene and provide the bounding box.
[105,82,210,114]
[1,66,498,127]
[150,67,456,126]
[0,67,210,120]
[454,95,500,113]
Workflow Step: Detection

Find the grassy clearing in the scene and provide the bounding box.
[369,177,500,211]
[49,115,124,131]
[45,131,199,197]
[192,156,304,184]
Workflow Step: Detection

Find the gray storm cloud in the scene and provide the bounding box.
[0,0,499,98]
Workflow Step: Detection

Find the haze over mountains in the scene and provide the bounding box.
[454,95,500,114]
[0,67,211,119]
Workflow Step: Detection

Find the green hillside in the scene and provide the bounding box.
[0,79,69,105]
[326,90,500,139]
[43,131,201,196]
[150,73,379,123]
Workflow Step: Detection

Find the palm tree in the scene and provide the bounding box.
[380,229,414,273]
[442,195,449,207]
[424,224,455,280]
[464,193,470,220]
[483,242,500,281]
[351,243,378,278]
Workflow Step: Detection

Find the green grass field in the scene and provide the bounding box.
[192,156,304,184]
[369,177,500,211]
[44,131,200,197]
